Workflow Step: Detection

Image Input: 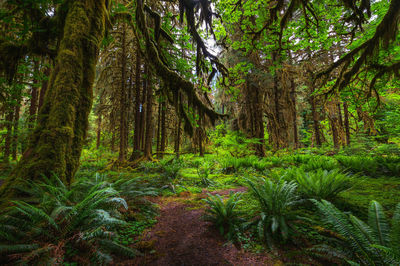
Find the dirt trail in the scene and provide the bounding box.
[120,188,274,266]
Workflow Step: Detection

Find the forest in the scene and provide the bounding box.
[0,0,400,265]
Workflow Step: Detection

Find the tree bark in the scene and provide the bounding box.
[11,99,21,160]
[28,59,40,128]
[118,22,128,161]
[175,107,182,158]
[38,66,50,111]
[3,110,14,163]
[130,44,142,160]
[290,79,299,149]
[160,100,166,158]
[156,99,161,158]
[96,95,103,149]
[310,94,321,147]
[144,65,153,159]
[343,101,351,146]
[1,0,108,198]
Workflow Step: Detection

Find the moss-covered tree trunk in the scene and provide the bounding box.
[160,100,166,158]
[343,101,351,146]
[38,66,50,110]
[28,59,40,129]
[0,0,108,198]
[3,109,14,163]
[11,96,21,160]
[118,22,128,162]
[144,66,153,159]
[130,45,142,161]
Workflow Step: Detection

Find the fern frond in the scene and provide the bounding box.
[368,201,390,246]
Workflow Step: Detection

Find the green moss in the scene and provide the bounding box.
[337,176,400,217]
[0,0,108,202]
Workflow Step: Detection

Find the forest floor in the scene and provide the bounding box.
[119,187,277,266]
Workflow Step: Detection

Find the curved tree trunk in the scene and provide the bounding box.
[1,0,108,199]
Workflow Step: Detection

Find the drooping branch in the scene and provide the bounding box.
[135,0,226,136]
[316,0,400,91]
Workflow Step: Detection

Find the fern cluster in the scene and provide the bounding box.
[294,168,353,201]
[246,178,304,248]
[313,200,400,265]
[203,192,245,241]
[0,174,152,265]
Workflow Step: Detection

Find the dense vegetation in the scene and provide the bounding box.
[0,0,399,264]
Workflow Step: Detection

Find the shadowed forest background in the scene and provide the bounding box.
[0,0,400,265]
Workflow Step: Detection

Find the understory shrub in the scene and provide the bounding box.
[295,169,353,201]
[203,192,245,241]
[246,178,304,248]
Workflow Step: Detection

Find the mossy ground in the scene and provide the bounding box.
[68,147,400,263]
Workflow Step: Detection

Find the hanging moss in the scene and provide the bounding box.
[0,0,108,201]
[134,0,225,136]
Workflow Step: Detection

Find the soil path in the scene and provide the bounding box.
[120,187,274,266]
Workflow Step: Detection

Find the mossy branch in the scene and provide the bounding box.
[316,0,400,92]
[134,0,226,136]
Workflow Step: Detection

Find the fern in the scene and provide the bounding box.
[246,178,303,247]
[312,199,400,265]
[203,192,245,241]
[295,168,353,201]
[0,175,143,265]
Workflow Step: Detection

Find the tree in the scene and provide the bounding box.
[0,0,110,198]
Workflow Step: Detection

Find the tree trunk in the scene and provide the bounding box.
[160,100,166,158]
[156,99,161,158]
[144,65,153,159]
[96,96,102,149]
[38,66,50,111]
[198,117,204,157]
[343,101,351,146]
[175,115,181,158]
[310,94,321,147]
[11,99,21,160]
[290,79,299,149]
[1,0,108,198]
[29,59,40,128]
[328,102,340,150]
[139,67,147,152]
[3,110,14,163]
[118,22,128,161]
[130,45,142,160]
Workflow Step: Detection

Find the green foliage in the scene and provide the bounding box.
[300,156,340,172]
[246,178,303,248]
[336,156,379,176]
[203,192,245,241]
[0,175,140,265]
[160,157,184,193]
[295,169,353,201]
[194,160,215,187]
[220,155,273,174]
[312,200,400,265]
[116,219,157,246]
[209,124,262,157]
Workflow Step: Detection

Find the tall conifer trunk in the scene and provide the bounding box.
[343,101,351,146]
[118,22,128,161]
[130,45,142,160]
[144,66,153,159]
[29,60,40,128]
